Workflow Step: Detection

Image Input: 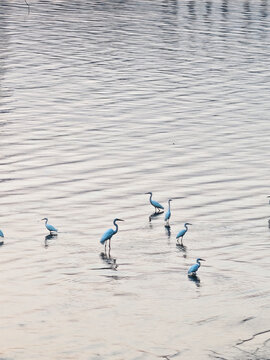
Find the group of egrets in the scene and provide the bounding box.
[0,194,204,276]
[100,192,205,276]
[0,218,57,245]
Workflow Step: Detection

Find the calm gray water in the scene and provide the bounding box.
[1,0,270,359]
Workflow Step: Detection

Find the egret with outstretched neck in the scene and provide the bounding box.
[188,258,205,275]
[145,192,164,212]
[176,222,192,244]
[42,218,58,235]
[100,218,124,252]
[165,199,172,225]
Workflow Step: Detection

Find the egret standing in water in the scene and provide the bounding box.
[0,229,4,246]
[176,222,192,244]
[188,258,205,275]
[42,218,58,235]
[165,199,172,225]
[145,192,164,212]
[100,218,124,253]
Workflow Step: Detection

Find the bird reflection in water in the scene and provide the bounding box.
[100,252,118,271]
[188,274,201,287]
[176,243,187,258]
[44,233,57,248]
[205,1,212,16]
[164,224,171,239]
[221,0,229,17]
[149,211,164,223]
[187,0,196,18]
[261,0,268,18]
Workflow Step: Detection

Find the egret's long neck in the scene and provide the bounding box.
[113,220,119,233]
[168,201,171,211]
[196,259,201,267]
[45,219,48,225]
[185,224,188,230]
[149,193,152,202]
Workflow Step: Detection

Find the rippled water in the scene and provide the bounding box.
[1,0,270,359]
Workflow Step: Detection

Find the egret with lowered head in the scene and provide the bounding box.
[165,199,172,225]
[145,192,164,212]
[42,218,58,235]
[176,222,192,244]
[100,218,124,252]
[188,258,205,275]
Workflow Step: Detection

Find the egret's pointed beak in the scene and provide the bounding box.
[145,192,150,195]
[41,218,45,221]
[200,259,206,261]
[118,219,124,221]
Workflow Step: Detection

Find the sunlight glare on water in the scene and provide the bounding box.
[0,0,270,359]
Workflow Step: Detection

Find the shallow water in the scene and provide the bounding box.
[0,0,270,359]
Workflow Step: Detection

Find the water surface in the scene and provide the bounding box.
[1,1,270,359]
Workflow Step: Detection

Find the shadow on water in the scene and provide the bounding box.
[188,274,201,288]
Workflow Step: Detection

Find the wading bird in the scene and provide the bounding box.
[176,222,192,244]
[100,218,124,252]
[188,258,205,275]
[42,218,58,235]
[0,229,4,246]
[165,199,172,225]
[145,192,164,212]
